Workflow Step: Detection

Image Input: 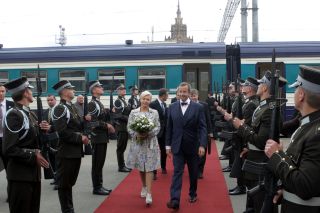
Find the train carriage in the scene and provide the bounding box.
[0,41,320,120]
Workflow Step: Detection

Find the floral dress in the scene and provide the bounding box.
[126,108,161,172]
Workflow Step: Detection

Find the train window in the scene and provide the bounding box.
[98,69,125,91]
[59,70,86,92]
[0,72,8,84]
[138,67,165,91]
[21,71,47,92]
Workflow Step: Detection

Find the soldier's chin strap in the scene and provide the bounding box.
[4,108,30,140]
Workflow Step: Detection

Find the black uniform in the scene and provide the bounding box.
[0,100,14,170]
[88,96,111,190]
[52,99,83,213]
[150,98,167,171]
[128,95,140,111]
[237,98,273,212]
[114,95,131,170]
[198,101,212,176]
[3,103,41,213]
[268,110,320,213]
[43,107,59,184]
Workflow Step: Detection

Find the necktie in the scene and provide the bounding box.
[181,102,188,106]
[161,102,165,115]
[0,103,3,133]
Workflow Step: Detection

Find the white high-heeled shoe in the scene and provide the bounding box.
[140,187,147,198]
[146,193,152,205]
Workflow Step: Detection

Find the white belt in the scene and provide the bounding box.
[248,143,264,151]
[283,190,320,206]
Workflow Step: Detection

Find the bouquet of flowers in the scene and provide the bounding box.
[130,114,155,144]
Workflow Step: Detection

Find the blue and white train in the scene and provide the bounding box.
[0,41,320,119]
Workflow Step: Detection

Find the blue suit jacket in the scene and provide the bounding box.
[166,100,207,155]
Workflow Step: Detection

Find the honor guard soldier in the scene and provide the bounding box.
[265,65,320,213]
[3,77,50,213]
[128,85,140,111]
[52,80,89,213]
[114,84,131,172]
[232,71,286,213]
[87,80,115,195]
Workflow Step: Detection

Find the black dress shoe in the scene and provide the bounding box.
[125,166,132,171]
[167,200,179,210]
[222,166,231,172]
[219,155,229,160]
[229,186,246,195]
[198,172,203,179]
[228,186,238,192]
[93,188,110,195]
[102,187,112,193]
[50,180,57,185]
[118,167,131,172]
[189,196,197,203]
[53,185,58,190]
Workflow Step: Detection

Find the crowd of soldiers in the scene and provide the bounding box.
[1,64,320,213]
[208,65,320,213]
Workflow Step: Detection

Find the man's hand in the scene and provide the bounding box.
[265,139,281,158]
[232,117,243,129]
[224,112,232,121]
[273,190,283,204]
[198,146,205,157]
[35,150,49,168]
[82,135,90,145]
[106,123,115,134]
[39,121,51,131]
[166,148,172,159]
[85,115,91,121]
[240,148,249,158]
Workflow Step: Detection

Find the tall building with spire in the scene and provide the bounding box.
[165,0,193,43]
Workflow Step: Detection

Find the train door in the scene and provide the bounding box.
[183,63,211,101]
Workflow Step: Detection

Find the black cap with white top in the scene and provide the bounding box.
[289,65,320,93]
[3,77,34,95]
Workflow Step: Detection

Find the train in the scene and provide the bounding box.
[1,41,320,120]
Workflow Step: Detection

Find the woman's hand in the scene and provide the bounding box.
[137,132,148,140]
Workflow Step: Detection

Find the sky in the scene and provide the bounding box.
[0,0,319,48]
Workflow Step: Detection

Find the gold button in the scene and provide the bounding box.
[282,158,285,161]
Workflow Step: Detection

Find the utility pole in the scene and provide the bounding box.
[252,0,259,42]
[241,0,248,42]
[56,25,67,46]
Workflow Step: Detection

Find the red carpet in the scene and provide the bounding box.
[95,140,233,213]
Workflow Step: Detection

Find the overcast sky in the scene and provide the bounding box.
[0,0,319,48]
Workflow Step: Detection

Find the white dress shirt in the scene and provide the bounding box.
[180,98,191,115]
[0,100,6,137]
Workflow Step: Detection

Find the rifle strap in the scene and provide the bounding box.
[4,108,30,140]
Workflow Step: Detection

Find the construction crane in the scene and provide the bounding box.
[217,0,241,42]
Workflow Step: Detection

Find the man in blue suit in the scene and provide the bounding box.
[166,82,207,210]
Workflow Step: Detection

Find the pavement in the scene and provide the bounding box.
[0,138,290,213]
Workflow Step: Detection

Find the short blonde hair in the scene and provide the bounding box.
[140,90,152,99]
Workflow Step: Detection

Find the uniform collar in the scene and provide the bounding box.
[259,98,271,107]
[300,110,320,126]
[92,96,100,101]
[118,95,125,100]
[61,99,72,106]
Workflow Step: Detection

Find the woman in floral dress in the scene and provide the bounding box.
[126,91,160,205]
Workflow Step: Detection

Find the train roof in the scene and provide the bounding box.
[0,41,319,64]
[238,41,320,58]
[0,42,226,63]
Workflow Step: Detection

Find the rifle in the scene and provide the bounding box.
[234,74,243,120]
[260,49,282,213]
[83,73,92,155]
[214,81,217,101]
[217,81,221,105]
[36,65,54,179]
